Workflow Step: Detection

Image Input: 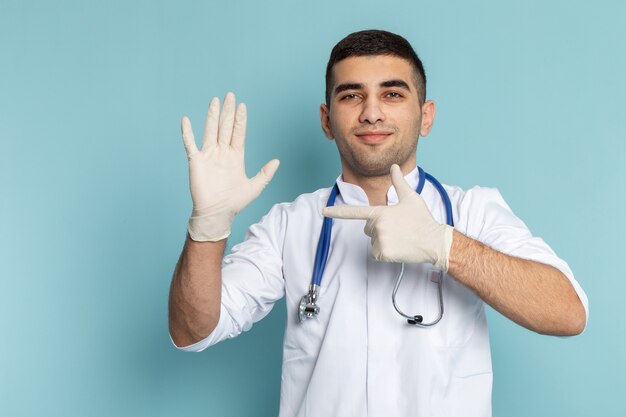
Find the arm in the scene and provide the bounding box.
[448,230,586,336]
[168,92,279,348]
[169,237,225,347]
[323,164,586,337]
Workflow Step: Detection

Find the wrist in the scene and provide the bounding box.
[188,208,234,242]
[435,224,454,272]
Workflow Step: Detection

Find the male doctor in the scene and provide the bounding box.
[169,30,588,417]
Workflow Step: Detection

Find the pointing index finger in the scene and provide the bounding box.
[322,205,377,220]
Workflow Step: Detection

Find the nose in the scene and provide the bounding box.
[359,96,385,125]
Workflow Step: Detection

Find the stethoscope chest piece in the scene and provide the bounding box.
[298,285,320,322]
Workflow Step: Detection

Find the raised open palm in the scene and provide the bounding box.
[182,92,280,241]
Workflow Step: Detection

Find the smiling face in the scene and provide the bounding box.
[320,55,435,180]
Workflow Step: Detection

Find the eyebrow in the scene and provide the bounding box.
[334,79,412,96]
[380,79,412,91]
[334,83,363,95]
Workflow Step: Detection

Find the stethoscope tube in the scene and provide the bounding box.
[299,184,339,322]
[392,263,445,327]
[298,168,454,326]
[312,184,339,287]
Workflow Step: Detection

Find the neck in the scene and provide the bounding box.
[341,172,391,206]
[340,159,416,206]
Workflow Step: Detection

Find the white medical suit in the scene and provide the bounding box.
[172,167,589,417]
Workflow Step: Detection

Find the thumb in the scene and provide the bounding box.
[250,159,280,194]
[322,205,377,220]
[390,164,415,201]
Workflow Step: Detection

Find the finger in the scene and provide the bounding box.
[217,92,236,146]
[231,102,247,150]
[390,164,415,201]
[201,97,220,150]
[249,159,281,197]
[371,239,384,261]
[181,116,199,157]
[363,214,378,237]
[322,205,377,220]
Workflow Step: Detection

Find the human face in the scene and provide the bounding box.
[320,55,435,179]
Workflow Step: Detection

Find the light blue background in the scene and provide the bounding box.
[1,0,624,416]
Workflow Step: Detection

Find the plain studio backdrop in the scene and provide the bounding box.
[1,0,624,416]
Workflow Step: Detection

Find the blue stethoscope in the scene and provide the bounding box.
[298,167,454,327]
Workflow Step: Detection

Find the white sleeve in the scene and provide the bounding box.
[458,187,589,328]
[171,204,287,352]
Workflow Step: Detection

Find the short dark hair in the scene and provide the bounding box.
[325,30,427,106]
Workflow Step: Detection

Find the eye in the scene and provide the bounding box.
[340,93,360,101]
[385,91,403,99]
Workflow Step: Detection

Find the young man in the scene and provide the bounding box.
[169,30,588,417]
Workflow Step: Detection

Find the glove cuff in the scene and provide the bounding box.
[188,209,234,242]
[435,224,454,272]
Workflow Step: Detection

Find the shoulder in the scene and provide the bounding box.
[439,183,511,216]
[440,183,524,241]
[263,186,332,220]
[454,185,513,217]
[228,187,332,257]
[244,186,331,240]
[442,184,509,210]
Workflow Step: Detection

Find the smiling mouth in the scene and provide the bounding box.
[355,132,393,144]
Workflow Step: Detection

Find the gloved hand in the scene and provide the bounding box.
[322,164,453,271]
[182,92,280,241]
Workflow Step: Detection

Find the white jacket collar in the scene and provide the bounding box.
[334,166,421,206]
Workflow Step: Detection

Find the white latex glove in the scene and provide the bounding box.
[322,164,453,271]
[182,92,280,241]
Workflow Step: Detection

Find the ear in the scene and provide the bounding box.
[419,99,436,137]
[320,104,334,140]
